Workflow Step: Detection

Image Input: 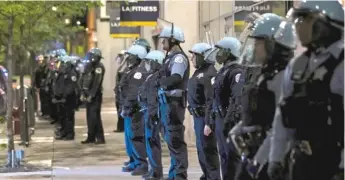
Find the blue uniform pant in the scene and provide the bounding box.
[144,110,162,172]
[193,116,221,180]
[124,117,134,165]
[159,100,188,179]
[215,115,238,180]
[124,112,148,168]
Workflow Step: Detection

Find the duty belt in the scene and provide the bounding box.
[187,105,205,118]
[213,105,227,118]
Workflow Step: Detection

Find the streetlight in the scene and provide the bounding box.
[65,18,70,25]
[76,21,81,26]
[52,6,57,11]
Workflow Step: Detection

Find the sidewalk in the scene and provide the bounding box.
[0,100,202,179]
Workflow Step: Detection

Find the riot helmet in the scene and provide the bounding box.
[57,56,70,73]
[133,38,151,53]
[126,45,147,68]
[86,48,103,64]
[286,0,344,48]
[188,43,213,69]
[158,19,185,53]
[205,37,242,65]
[239,13,282,67]
[144,50,165,72]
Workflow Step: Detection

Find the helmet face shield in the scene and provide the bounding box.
[238,37,267,67]
[274,20,298,50]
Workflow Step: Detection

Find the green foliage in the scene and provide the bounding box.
[0,1,102,59]
[0,116,5,124]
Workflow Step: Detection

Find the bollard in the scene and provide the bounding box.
[27,87,35,128]
[17,85,30,146]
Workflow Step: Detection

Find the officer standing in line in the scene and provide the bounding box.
[80,48,106,144]
[268,1,344,180]
[52,56,68,139]
[47,52,59,124]
[139,50,165,180]
[120,45,149,175]
[229,14,297,180]
[208,37,243,180]
[157,24,189,180]
[55,57,79,140]
[118,45,147,172]
[34,55,51,119]
[70,56,83,111]
[114,50,127,133]
[187,43,221,180]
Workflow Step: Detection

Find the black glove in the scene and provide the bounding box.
[150,114,159,129]
[246,160,261,179]
[121,106,132,117]
[267,162,284,180]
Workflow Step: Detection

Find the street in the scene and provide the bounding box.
[0,99,202,179]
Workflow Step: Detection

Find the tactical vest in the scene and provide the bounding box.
[281,51,344,143]
[81,65,94,92]
[158,52,190,90]
[213,63,241,108]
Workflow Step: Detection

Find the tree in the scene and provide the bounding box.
[0,1,101,167]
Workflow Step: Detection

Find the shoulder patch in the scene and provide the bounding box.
[174,56,184,63]
[197,73,204,79]
[95,67,102,74]
[134,72,142,79]
[71,76,77,81]
[211,77,215,85]
[235,73,241,83]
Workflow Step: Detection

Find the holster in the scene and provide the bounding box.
[187,105,205,118]
[216,105,226,118]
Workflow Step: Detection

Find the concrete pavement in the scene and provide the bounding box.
[0,99,202,179]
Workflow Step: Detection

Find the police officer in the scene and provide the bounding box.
[230,13,297,180]
[118,45,147,173]
[34,54,51,119]
[208,36,243,180]
[268,1,344,180]
[80,48,106,144]
[47,53,59,124]
[139,50,165,180]
[157,24,189,180]
[55,57,79,140]
[52,56,68,138]
[187,43,221,180]
[114,50,127,133]
[120,45,149,175]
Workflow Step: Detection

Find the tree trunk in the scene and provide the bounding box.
[19,25,27,144]
[6,15,15,154]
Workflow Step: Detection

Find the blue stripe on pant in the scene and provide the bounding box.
[124,117,135,167]
[159,100,188,179]
[193,116,221,180]
[144,110,162,172]
[130,111,147,167]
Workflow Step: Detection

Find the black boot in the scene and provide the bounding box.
[63,134,74,141]
[95,137,106,144]
[131,165,148,176]
[144,170,163,180]
[81,138,95,144]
